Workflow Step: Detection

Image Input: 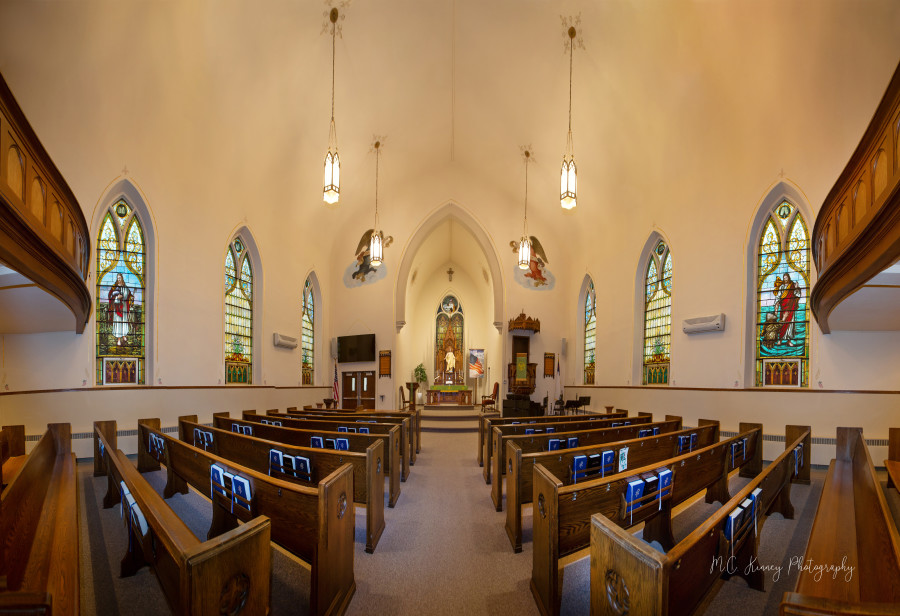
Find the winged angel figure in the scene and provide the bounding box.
[510,235,550,286]
[352,229,393,282]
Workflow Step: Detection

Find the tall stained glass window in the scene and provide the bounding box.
[435,295,464,384]
[96,199,146,384]
[225,236,252,384]
[643,240,672,385]
[756,201,810,387]
[584,280,596,384]
[301,277,315,385]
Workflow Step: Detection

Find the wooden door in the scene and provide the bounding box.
[342,372,358,409]
[342,370,376,409]
[358,371,375,409]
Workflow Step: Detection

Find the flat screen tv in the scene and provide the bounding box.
[337,334,376,363]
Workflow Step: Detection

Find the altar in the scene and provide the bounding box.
[426,386,473,406]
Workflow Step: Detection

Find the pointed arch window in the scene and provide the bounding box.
[435,295,464,384]
[225,236,253,384]
[643,241,672,385]
[96,199,146,384]
[301,277,315,385]
[583,280,596,384]
[755,201,810,387]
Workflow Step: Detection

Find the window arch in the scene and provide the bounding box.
[435,295,464,383]
[643,240,672,385]
[96,198,147,384]
[754,200,810,387]
[301,277,315,385]
[225,236,253,384]
[583,278,596,384]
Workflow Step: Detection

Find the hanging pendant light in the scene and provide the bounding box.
[560,23,579,210]
[518,149,532,270]
[369,140,384,267]
[323,7,342,205]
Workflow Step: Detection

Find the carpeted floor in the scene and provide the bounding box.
[76,428,838,615]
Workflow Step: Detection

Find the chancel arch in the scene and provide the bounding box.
[91,178,156,385]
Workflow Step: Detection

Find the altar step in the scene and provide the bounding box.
[419,407,479,433]
[423,404,475,411]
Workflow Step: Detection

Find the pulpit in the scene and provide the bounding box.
[405,381,419,411]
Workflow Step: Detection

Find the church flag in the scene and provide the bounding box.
[469,349,485,379]
[333,363,340,403]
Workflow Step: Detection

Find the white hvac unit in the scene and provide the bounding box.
[682,313,725,334]
[272,332,298,349]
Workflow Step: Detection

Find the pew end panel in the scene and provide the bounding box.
[664,415,683,430]
[313,463,357,616]
[93,420,117,477]
[531,463,563,616]
[1,424,26,456]
[505,440,524,553]
[177,414,199,443]
[590,512,666,616]
[213,411,231,420]
[137,418,162,472]
[697,419,720,443]
[364,440,386,554]
[738,422,763,478]
[785,425,812,485]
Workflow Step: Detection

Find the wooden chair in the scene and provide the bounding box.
[398,386,408,410]
[481,382,499,412]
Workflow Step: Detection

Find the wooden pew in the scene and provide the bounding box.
[480,411,630,474]
[244,411,411,483]
[886,426,900,490]
[505,419,713,553]
[180,415,385,553]
[0,424,26,490]
[93,421,272,615]
[137,419,356,616]
[297,405,422,456]
[277,408,417,467]
[591,425,810,616]
[531,423,763,616]
[781,427,900,615]
[215,414,402,508]
[0,423,78,616]
[490,415,662,508]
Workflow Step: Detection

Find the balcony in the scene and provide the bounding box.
[0,72,90,334]
[810,60,900,333]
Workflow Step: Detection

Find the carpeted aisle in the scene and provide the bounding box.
[77,426,827,615]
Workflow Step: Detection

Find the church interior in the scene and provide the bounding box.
[1,0,900,614]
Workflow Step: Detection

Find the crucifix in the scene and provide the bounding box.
[447,267,454,281]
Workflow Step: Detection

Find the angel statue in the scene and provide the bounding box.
[352,229,394,283]
[510,235,550,286]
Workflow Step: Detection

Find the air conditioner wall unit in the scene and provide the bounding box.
[273,332,299,349]
[682,313,725,334]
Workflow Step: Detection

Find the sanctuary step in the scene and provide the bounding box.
[420,408,478,433]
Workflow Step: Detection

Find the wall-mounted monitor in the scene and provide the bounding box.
[337,334,376,363]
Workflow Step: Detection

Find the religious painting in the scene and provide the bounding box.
[510,235,555,290]
[435,295,464,384]
[756,201,810,387]
[468,349,485,379]
[344,229,392,287]
[643,240,672,385]
[96,199,145,385]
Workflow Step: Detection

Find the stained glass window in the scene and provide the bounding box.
[756,201,810,387]
[225,237,252,384]
[584,280,596,384]
[301,277,315,385]
[643,240,672,385]
[96,199,146,385]
[435,295,464,384]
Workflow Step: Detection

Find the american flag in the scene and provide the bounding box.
[469,351,484,376]
[332,363,340,403]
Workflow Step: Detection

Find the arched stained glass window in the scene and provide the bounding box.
[96,199,146,384]
[301,277,315,385]
[225,236,252,384]
[435,295,464,384]
[643,241,672,385]
[584,280,596,384]
[756,201,810,387]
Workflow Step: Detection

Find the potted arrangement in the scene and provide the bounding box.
[414,363,427,402]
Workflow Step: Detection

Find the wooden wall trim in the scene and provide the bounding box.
[811,60,900,333]
[0,384,332,397]
[563,384,900,396]
[0,71,91,333]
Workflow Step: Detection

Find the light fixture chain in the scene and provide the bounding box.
[568,36,573,132]
[331,22,336,121]
[523,154,528,233]
[374,145,379,226]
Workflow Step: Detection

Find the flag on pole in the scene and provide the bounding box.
[333,362,340,404]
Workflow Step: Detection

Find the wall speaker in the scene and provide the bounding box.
[561,337,567,357]
[331,337,338,359]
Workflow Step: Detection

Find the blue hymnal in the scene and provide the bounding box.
[678,435,690,453]
[567,437,579,448]
[625,476,645,518]
[724,506,743,541]
[548,439,560,451]
[525,429,535,435]
[310,436,324,449]
[231,424,239,432]
[657,467,672,498]
[193,427,201,444]
[274,421,282,427]
[294,456,311,480]
[653,426,660,436]
[572,455,588,482]
[731,440,743,467]
[740,498,753,533]
[338,426,348,433]
[546,427,555,434]
[610,422,621,428]
[359,427,370,434]
[601,450,615,477]
[749,487,762,535]
[232,476,252,513]
[623,421,631,426]
[690,432,698,449]
[210,464,228,498]
[336,438,349,451]
[639,429,652,438]
[269,449,283,475]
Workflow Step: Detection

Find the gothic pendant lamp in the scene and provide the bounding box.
[322,7,341,205]
[518,149,532,270]
[560,24,578,210]
[369,140,385,267]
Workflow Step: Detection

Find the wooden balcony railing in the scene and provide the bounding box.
[0,72,91,333]
[811,60,900,334]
